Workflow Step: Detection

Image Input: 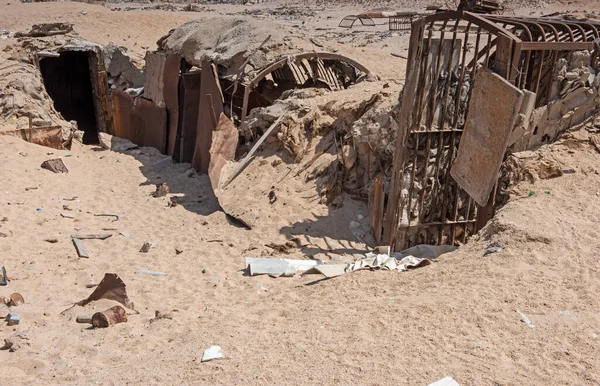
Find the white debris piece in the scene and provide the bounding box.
[517,310,536,329]
[201,345,224,362]
[428,376,460,386]
[245,257,322,277]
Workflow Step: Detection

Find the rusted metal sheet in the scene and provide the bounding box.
[0,126,64,149]
[164,54,182,157]
[192,61,224,174]
[450,68,524,207]
[111,89,134,140]
[144,52,167,107]
[208,113,238,190]
[88,50,113,136]
[131,98,167,153]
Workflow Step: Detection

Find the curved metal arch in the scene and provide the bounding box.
[240,52,370,122]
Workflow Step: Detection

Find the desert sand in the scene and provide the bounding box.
[1,0,600,385]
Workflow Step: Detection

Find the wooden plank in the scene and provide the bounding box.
[371,176,385,244]
[450,67,524,207]
[191,61,224,174]
[164,54,182,157]
[72,238,89,258]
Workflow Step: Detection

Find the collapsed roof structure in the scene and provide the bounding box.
[1,12,599,251]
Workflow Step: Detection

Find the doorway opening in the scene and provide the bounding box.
[40,51,98,144]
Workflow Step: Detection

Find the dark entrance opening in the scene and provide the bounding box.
[40,51,98,144]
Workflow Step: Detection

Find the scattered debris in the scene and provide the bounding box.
[15,22,73,38]
[44,237,58,243]
[61,212,75,219]
[302,244,455,279]
[559,310,571,315]
[94,213,120,222]
[93,305,127,328]
[72,233,112,240]
[517,310,536,329]
[72,238,89,258]
[150,310,175,323]
[70,273,134,311]
[175,248,183,255]
[119,232,130,238]
[428,376,460,386]
[245,257,323,277]
[151,183,169,198]
[98,132,138,152]
[268,189,277,204]
[6,313,20,326]
[0,267,7,286]
[25,186,38,191]
[41,158,68,174]
[1,293,24,307]
[201,345,224,362]
[139,242,152,253]
[134,270,167,277]
[484,246,503,256]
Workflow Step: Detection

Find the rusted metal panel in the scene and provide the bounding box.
[144,51,167,107]
[192,61,224,174]
[450,67,524,207]
[88,50,114,135]
[111,89,134,140]
[131,98,167,153]
[164,54,182,157]
[208,113,238,190]
[0,126,64,149]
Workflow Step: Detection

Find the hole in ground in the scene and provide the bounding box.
[40,51,98,144]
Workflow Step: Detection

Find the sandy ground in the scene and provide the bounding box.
[1,0,600,384]
[1,117,600,385]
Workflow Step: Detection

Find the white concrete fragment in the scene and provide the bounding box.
[428,376,459,386]
[201,346,224,362]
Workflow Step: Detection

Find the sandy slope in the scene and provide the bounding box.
[1,1,600,384]
[1,127,600,385]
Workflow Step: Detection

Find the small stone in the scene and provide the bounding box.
[349,221,360,229]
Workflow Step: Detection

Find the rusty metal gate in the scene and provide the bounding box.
[382,11,600,250]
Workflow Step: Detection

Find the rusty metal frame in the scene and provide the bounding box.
[240,52,370,122]
[383,11,600,250]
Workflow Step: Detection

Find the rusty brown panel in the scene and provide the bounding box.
[131,98,167,153]
[111,89,134,141]
[0,126,64,149]
[383,18,425,249]
[494,33,513,77]
[450,67,524,207]
[178,71,201,163]
[191,61,225,174]
[164,54,182,157]
[96,70,114,135]
[208,113,238,190]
